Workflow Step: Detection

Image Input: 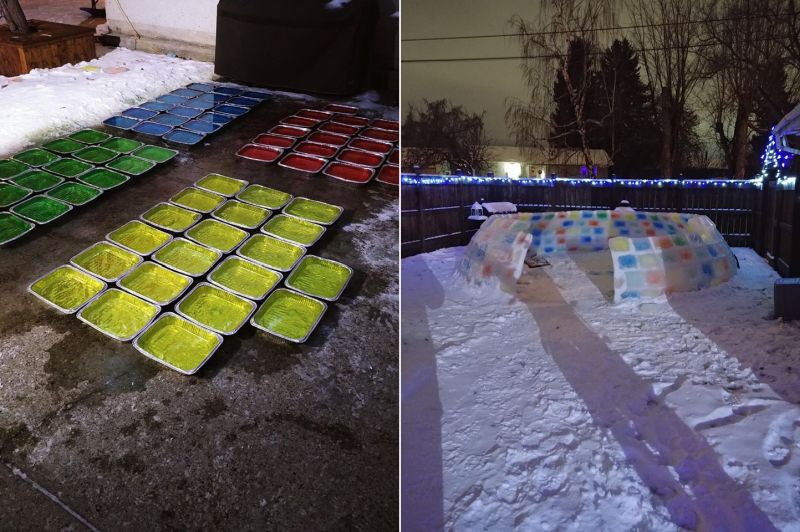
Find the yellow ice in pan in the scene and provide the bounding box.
[71,241,142,281]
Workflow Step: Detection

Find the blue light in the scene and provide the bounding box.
[400,174,761,189]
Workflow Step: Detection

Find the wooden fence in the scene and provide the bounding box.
[401,178,763,258]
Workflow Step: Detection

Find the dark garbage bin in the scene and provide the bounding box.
[215,0,379,96]
[774,277,800,320]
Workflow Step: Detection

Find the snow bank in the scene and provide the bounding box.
[0,48,213,157]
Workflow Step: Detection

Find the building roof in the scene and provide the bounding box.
[489,145,612,167]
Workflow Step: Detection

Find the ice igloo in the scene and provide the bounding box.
[458,209,738,302]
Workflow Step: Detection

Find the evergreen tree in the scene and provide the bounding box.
[748,57,794,177]
[595,39,660,177]
[549,38,599,150]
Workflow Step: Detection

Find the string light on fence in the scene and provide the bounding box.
[401,174,759,189]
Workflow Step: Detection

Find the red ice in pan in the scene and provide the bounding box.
[295,141,339,158]
[388,150,399,165]
[324,161,374,184]
[324,103,359,115]
[297,109,333,121]
[280,116,321,128]
[279,152,327,173]
[237,144,283,163]
[376,164,399,186]
[253,133,296,149]
[268,125,310,138]
[307,131,349,147]
[371,118,399,131]
[349,137,393,155]
[331,115,370,127]
[337,148,384,168]
[361,127,399,143]
[319,122,360,136]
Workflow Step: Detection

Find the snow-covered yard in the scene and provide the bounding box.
[402,245,800,531]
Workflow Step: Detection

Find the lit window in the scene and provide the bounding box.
[503,162,522,179]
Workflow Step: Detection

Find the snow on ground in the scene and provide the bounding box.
[0,47,397,158]
[402,246,800,530]
[0,48,213,157]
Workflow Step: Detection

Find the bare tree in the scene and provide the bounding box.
[629,0,708,178]
[506,0,616,174]
[402,99,492,176]
[0,0,32,34]
[702,0,787,178]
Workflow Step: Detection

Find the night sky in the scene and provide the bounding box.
[402,0,537,145]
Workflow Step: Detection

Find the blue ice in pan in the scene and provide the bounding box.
[227,96,260,107]
[212,86,243,96]
[171,88,203,98]
[187,83,215,92]
[182,119,221,134]
[197,93,229,104]
[180,98,215,111]
[140,101,175,112]
[133,121,173,137]
[163,129,205,146]
[122,107,159,120]
[151,113,190,127]
[215,104,248,116]
[170,106,204,118]
[241,90,270,100]
[103,115,140,130]
[198,112,235,125]
[157,94,188,105]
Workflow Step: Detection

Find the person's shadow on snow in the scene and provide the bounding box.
[401,253,446,531]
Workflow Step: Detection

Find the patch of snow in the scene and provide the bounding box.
[402,247,674,530]
[325,0,351,8]
[0,48,213,157]
[404,245,800,530]
[482,202,517,214]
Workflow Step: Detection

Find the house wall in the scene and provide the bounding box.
[106,0,219,61]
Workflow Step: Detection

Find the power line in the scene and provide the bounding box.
[402,35,792,63]
[402,11,792,43]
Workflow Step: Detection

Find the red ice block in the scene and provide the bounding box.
[388,150,399,165]
[371,118,399,131]
[307,131,349,147]
[252,133,296,149]
[268,125,310,138]
[324,161,374,184]
[319,122,359,136]
[280,116,321,128]
[279,152,327,173]
[295,141,339,158]
[361,127,398,143]
[324,103,359,115]
[376,164,399,186]
[337,148,384,168]
[331,115,370,127]
[297,109,333,121]
[349,137,393,155]
[237,144,282,163]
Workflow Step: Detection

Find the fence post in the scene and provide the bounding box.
[458,181,466,245]
[417,183,425,253]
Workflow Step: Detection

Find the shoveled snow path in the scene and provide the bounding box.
[545,249,800,531]
[402,249,674,531]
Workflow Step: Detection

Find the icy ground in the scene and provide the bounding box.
[402,246,800,531]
